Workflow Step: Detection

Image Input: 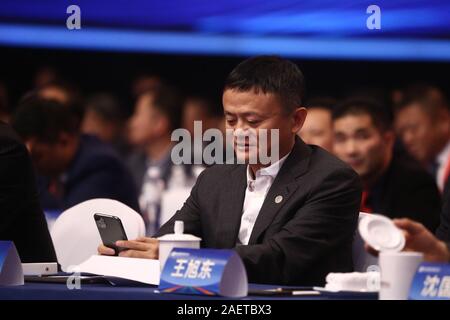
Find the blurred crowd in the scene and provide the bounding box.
[0,66,449,259]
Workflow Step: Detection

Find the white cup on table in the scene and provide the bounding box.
[157,220,201,270]
[379,251,423,300]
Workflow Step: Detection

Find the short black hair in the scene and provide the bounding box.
[12,94,80,143]
[395,84,449,118]
[85,93,124,123]
[142,84,183,131]
[224,56,305,113]
[332,98,393,132]
[39,80,84,119]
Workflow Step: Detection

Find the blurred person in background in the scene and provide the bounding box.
[183,95,223,135]
[0,121,56,263]
[81,93,129,156]
[395,84,450,192]
[33,66,60,89]
[126,84,196,235]
[333,98,441,231]
[182,94,226,164]
[12,95,139,213]
[36,80,85,126]
[37,80,81,107]
[437,180,450,242]
[298,97,335,152]
[131,74,162,99]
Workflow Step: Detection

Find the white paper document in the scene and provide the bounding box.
[75,255,160,285]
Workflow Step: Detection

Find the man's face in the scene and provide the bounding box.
[127,94,164,146]
[25,136,71,177]
[333,114,392,181]
[298,108,333,151]
[223,89,304,164]
[394,104,440,164]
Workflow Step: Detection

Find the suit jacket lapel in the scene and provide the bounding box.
[216,164,247,248]
[247,138,312,245]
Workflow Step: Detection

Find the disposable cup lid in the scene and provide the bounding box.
[358,214,405,252]
[158,220,201,241]
[158,233,201,242]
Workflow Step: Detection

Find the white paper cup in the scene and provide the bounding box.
[379,251,423,300]
[158,221,202,270]
[158,239,200,270]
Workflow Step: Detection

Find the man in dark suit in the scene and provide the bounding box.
[394,84,450,193]
[12,96,140,213]
[0,121,56,262]
[99,56,362,286]
[333,99,441,232]
[436,180,450,241]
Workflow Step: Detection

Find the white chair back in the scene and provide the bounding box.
[51,198,145,271]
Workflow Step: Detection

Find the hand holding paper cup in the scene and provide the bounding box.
[358,214,423,300]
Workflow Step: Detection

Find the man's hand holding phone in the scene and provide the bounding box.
[98,237,159,259]
[94,213,159,259]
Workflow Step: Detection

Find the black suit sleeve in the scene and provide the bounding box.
[0,123,56,262]
[234,168,361,285]
[436,182,450,242]
[400,173,441,232]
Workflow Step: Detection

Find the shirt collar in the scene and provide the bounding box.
[246,151,291,181]
[437,139,450,166]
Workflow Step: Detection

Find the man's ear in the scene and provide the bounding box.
[292,107,307,133]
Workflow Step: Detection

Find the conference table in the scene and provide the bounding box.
[0,281,377,300]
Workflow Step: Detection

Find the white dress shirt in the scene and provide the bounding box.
[237,153,290,245]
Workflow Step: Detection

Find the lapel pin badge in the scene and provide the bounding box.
[275,195,283,204]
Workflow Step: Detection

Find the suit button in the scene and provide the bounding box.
[275,195,283,203]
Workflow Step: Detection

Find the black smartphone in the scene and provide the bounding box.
[94,213,128,256]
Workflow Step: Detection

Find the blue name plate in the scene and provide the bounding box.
[0,241,24,286]
[409,262,450,300]
[159,248,248,297]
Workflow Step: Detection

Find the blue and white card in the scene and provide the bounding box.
[409,262,450,300]
[159,248,248,297]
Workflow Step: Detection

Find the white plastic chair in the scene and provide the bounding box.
[50,198,145,271]
[352,212,379,272]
